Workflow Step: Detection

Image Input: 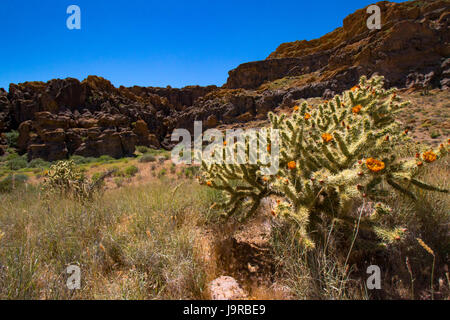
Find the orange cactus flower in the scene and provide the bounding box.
[263,176,269,182]
[267,144,271,152]
[422,150,437,163]
[271,210,276,217]
[352,104,362,114]
[322,133,333,143]
[287,161,296,170]
[304,113,311,120]
[293,105,299,111]
[415,153,420,158]
[417,161,423,166]
[223,141,227,146]
[404,129,409,135]
[366,158,385,173]
[206,181,213,187]
[351,85,359,91]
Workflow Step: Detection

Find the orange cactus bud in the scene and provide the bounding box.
[366,158,385,173]
[322,133,333,143]
[287,161,296,170]
[352,104,362,114]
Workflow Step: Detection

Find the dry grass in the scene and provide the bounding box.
[0,175,220,299]
[0,143,448,300]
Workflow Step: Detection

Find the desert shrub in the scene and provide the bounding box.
[4,131,19,148]
[157,168,167,178]
[98,155,114,162]
[136,146,149,153]
[0,174,28,193]
[124,165,139,177]
[201,75,448,251]
[70,155,96,165]
[114,177,124,187]
[6,155,27,170]
[139,154,156,163]
[430,131,440,139]
[28,158,50,169]
[184,166,200,179]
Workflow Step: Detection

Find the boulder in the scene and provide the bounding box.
[208,276,247,300]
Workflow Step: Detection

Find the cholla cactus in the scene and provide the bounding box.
[44,160,112,201]
[201,75,448,250]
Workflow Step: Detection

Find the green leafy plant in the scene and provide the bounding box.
[0,174,28,193]
[136,146,149,154]
[27,158,50,169]
[4,131,19,148]
[139,154,156,163]
[7,156,27,170]
[124,165,139,177]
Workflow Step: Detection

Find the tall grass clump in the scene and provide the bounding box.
[0,177,217,299]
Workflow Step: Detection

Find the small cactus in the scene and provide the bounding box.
[43,160,112,201]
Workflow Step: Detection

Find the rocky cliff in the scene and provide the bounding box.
[0,0,448,161]
[225,0,450,91]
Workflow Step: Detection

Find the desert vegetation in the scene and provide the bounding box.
[0,76,449,300]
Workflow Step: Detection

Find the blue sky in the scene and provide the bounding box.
[0,0,403,90]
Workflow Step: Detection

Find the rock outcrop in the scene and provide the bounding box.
[3,77,180,160]
[225,0,450,92]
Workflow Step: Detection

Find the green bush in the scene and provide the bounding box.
[4,131,19,148]
[98,155,114,162]
[124,165,139,177]
[184,166,200,179]
[28,158,50,169]
[114,177,124,187]
[136,146,149,154]
[430,131,440,139]
[7,156,27,170]
[70,155,96,165]
[139,154,156,163]
[158,168,167,178]
[0,174,28,193]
